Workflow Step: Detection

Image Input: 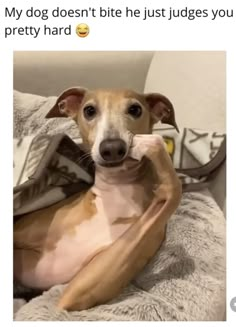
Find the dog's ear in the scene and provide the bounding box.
[145,93,179,132]
[45,87,87,119]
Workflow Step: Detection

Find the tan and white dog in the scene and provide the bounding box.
[14,88,182,311]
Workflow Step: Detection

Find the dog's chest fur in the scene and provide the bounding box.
[16,171,155,289]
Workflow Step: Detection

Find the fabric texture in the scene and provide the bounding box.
[14,134,93,216]
[13,90,226,321]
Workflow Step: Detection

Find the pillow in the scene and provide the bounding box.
[144,52,226,133]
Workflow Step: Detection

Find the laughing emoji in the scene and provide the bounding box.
[76,23,89,38]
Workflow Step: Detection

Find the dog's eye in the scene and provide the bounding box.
[127,104,142,118]
[83,106,97,120]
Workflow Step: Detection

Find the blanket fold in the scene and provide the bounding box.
[14,134,94,216]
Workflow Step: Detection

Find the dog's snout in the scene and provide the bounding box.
[99,139,127,163]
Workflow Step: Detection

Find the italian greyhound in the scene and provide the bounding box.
[14,88,182,311]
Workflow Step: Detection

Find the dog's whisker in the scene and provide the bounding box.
[77,152,92,165]
[77,157,89,165]
[78,154,91,162]
[80,152,91,159]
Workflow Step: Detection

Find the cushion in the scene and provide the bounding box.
[144,52,226,133]
[14,51,154,96]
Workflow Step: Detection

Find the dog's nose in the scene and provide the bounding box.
[99,139,127,163]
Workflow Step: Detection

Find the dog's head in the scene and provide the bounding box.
[46,87,179,167]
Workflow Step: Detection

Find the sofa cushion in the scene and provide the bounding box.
[144,51,226,133]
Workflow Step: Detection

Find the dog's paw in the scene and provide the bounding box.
[130,134,166,161]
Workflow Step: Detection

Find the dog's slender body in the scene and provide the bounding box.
[14,88,182,311]
[14,159,154,290]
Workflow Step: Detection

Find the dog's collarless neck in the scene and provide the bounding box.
[94,158,150,187]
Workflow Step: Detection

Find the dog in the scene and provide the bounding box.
[14,88,182,311]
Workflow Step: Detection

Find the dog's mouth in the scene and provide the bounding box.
[95,156,139,169]
[97,160,125,168]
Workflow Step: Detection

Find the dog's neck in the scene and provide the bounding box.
[94,158,148,188]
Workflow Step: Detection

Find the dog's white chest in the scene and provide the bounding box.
[93,183,147,218]
[24,184,150,289]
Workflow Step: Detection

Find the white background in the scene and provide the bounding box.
[0,0,235,325]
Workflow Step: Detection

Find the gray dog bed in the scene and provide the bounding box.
[13,90,226,321]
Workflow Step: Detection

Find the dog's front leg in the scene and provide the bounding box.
[57,135,181,311]
[131,134,182,219]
